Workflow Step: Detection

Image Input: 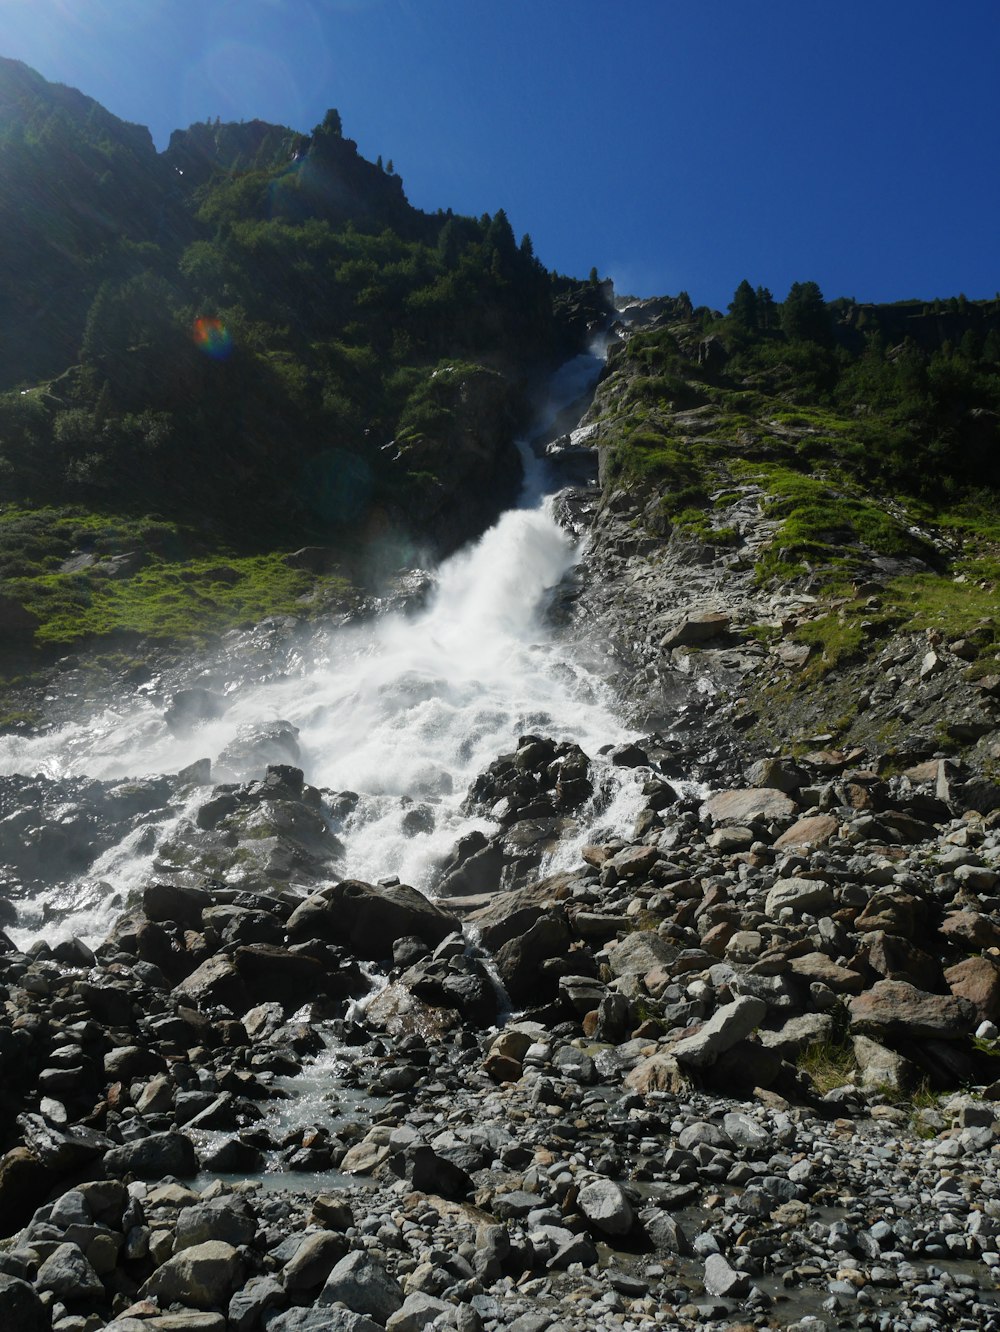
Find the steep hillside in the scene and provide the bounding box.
[0,59,609,679]
[558,289,1000,790]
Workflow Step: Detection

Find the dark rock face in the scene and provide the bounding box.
[291,880,460,961]
[103,1131,197,1179]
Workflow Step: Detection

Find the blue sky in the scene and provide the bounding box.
[2,0,997,310]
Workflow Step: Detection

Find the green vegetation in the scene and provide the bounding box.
[0,506,355,648]
[0,58,604,557]
[798,1038,858,1095]
[0,57,609,658]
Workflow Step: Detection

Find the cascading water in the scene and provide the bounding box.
[0,342,650,948]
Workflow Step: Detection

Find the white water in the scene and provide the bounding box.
[1,345,651,942]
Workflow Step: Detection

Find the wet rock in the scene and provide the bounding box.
[165,688,229,734]
[289,880,459,959]
[215,721,301,781]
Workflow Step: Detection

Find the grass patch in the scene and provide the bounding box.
[798,1038,857,1094]
[1,504,356,649]
[882,573,998,650]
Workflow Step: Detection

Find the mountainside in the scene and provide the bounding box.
[3,63,1000,1330]
[0,58,607,600]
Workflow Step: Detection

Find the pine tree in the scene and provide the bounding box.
[781,281,832,345]
[728,279,758,335]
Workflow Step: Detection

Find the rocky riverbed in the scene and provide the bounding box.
[1,727,999,1331]
[1,304,999,1332]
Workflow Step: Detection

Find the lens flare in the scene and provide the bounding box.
[192,316,233,359]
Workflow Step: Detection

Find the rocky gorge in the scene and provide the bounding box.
[0,296,999,1332]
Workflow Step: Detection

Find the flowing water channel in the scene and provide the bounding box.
[0,342,647,951]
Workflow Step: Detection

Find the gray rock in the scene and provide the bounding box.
[282,1230,348,1292]
[671,996,767,1068]
[228,1275,285,1331]
[853,1034,918,1091]
[386,1292,450,1331]
[142,1240,244,1309]
[175,1199,257,1250]
[266,1309,383,1332]
[104,1131,197,1179]
[703,1251,750,1298]
[0,1273,48,1332]
[606,930,678,978]
[577,1177,635,1236]
[36,1241,104,1299]
[764,876,835,918]
[318,1250,404,1323]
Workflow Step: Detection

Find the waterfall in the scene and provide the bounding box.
[0,342,647,944]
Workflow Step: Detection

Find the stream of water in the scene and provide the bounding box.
[0,342,650,947]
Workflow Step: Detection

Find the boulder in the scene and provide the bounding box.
[175,1199,257,1250]
[386,1292,451,1332]
[849,980,975,1040]
[143,1240,244,1309]
[318,1250,404,1323]
[36,1242,104,1300]
[944,955,1000,1024]
[282,1231,349,1292]
[939,911,1000,951]
[606,931,678,979]
[773,814,840,850]
[288,880,459,959]
[764,877,834,919]
[787,952,865,994]
[104,1131,197,1180]
[578,1178,635,1237]
[670,996,767,1068]
[659,611,730,649]
[233,944,327,1007]
[702,788,798,826]
[494,911,571,1001]
[703,1252,750,1298]
[172,955,251,1014]
[266,1310,383,1332]
[0,1147,55,1234]
[607,843,658,880]
[0,1275,47,1332]
[853,1034,917,1092]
